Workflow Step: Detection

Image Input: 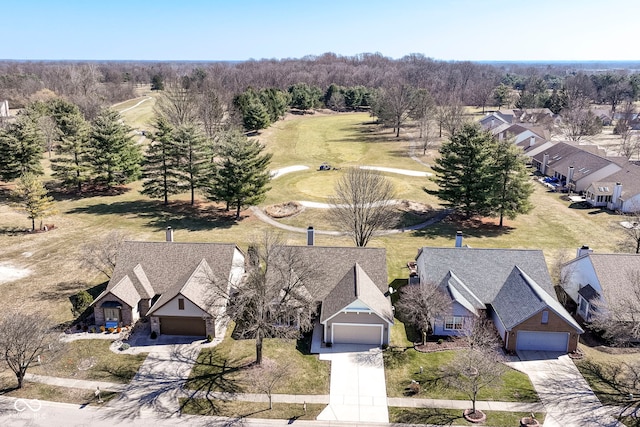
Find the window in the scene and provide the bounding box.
[541,310,549,324]
[444,316,464,331]
[178,298,184,310]
[104,308,120,322]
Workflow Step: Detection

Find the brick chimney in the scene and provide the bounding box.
[166,226,174,242]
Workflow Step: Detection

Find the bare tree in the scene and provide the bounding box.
[372,84,416,137]
[436,99,467,137]
[247,359,290,409]
[327,167,397,247]
[78,230,129,279]
[590,270,640,346]
[615,101,639,159]
[155,81,200,127]
[220,232,317,364]
[618,210,640,254]
[461,317,500,351]
[395,282,451,345]
[0,311,62,389]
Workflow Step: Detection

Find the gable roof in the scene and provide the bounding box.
[417,247,556,303]
[96,242,242,309]
[146,258,218,316]
[492,267,583,332]
[445,271,486,315]
[533,142,620,181]
[107,275,141,308]
[584,253,640,306]
[320,263,393,323]
[282,245,388,302]
[591,163,640,199]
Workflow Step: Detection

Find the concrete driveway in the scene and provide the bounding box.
[509,351,623,427]
[317,346,389,424]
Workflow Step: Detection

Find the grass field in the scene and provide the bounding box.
[0,108,631,325]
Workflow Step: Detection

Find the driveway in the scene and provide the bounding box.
[317,346,389,423]
[509,351,623,427]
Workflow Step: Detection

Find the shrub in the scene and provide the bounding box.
[76,324,82,330]
[82,325,88,332]
[381,343,389,350]
[437,339,444,345]
[407,381,421,395]
[100,325,106,333]
[116,327,121,333]
[150,331,157,339]
[71,290,94,318]
[107,327,114,333]
[90,327,96,333]
[119,343,130,351]
[206,334,213,343]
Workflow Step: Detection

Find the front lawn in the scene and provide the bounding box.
[0,382,118,406]
[29,339,147,384]
[187,326,329,395]
[180,399,325,420]
[389,407,545,427]
[384,347,538,402]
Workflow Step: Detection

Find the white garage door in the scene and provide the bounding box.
[516,331,569,352]
[332,323,383,345]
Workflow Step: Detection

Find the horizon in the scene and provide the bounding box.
[3,0,639,62]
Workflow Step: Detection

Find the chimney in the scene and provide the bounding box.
[490,118,495,128]
[577,245,593,258]
[455,231,463,248]
[307,226,314,246]
[166,226,174,242]
[530,136,536,147]
[541,153,549,175]
[612,182,623,206]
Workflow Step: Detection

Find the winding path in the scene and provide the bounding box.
[116,96,152,113]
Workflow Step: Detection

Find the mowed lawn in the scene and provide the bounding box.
[0,110,630,324]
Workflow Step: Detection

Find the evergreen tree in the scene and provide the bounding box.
[11,173,57,231]
[0,115,44,181]
[174,124,207,205]
[259,88,290,122]
[489,139,534,227]
[49,99,91,192]
[141,117,183,205]
[207,131,272,218]
[427,124,496,218]
[288,83,321,111]
[88,108,142,188]
[234,88,271,132]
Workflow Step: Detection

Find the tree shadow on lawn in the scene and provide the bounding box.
[67,200,238,231]
[392,407,463,426]
[412,215,514,240]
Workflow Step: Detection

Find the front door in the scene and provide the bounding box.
[104,308,120,328]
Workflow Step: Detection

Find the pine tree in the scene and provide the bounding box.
[141,117,183,205]
[207,131,272,218]
[489,139,534,227]
[88,108,142,188]
[11,173,57,231]
[174,124,207,205]
[0,115,44,181]
[427,124,496,218]
[49,99,91,192]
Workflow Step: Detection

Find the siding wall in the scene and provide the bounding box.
[507,309,579,352]
[151,295,207,317]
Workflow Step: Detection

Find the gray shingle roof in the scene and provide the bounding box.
[587,253,640,309]
[533,142,619,181]
[578,284,599,302]
[592,163,640,200]
[320,263,393,323]
[417,247,556,303]
[282,245,388,301]
[492,267,583,331]
[108,276,141,308]
[99,242,241,308]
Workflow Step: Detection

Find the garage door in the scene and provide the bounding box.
[332,323,383,345]
[516,331,569,352]
[159,316,206,336]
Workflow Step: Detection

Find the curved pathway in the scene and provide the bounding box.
[116,96,152,113]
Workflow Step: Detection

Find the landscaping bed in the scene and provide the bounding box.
[388,407,545,427]
[180,399,325,420]
[0,382,118,406]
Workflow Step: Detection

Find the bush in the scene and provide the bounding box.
[83,325,88,332]
[107,327,114,333]
[90,327,96,333]
[100,325,105,333]
[116,327,121,333]
[119,343,130,351]
[71,290,94,318]
[406,381,421,396]
[76,323,82,330]
[437,339,444,345]
[206,334,213,343]
[150,331,157,339]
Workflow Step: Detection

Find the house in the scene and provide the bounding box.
[479,109,555,130]
[585,162,640,212]
[92,228,245,338]
[531,142,624,192]
[280,240,393,346]
[93,228,393,346]
[414,244,583,352]
[561,247,640,322]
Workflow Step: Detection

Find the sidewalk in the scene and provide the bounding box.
[24,373,544,412]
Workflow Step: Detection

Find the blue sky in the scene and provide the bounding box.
[2,0,639,61]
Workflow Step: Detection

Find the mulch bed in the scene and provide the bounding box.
[414,336,468,353]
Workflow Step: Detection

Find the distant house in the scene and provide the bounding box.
[531,142,624,192]
[561,247,640,322]
[0,100,9,118]
[479,108,555,130]
[585,162,640,212]
[414,242,583,353]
